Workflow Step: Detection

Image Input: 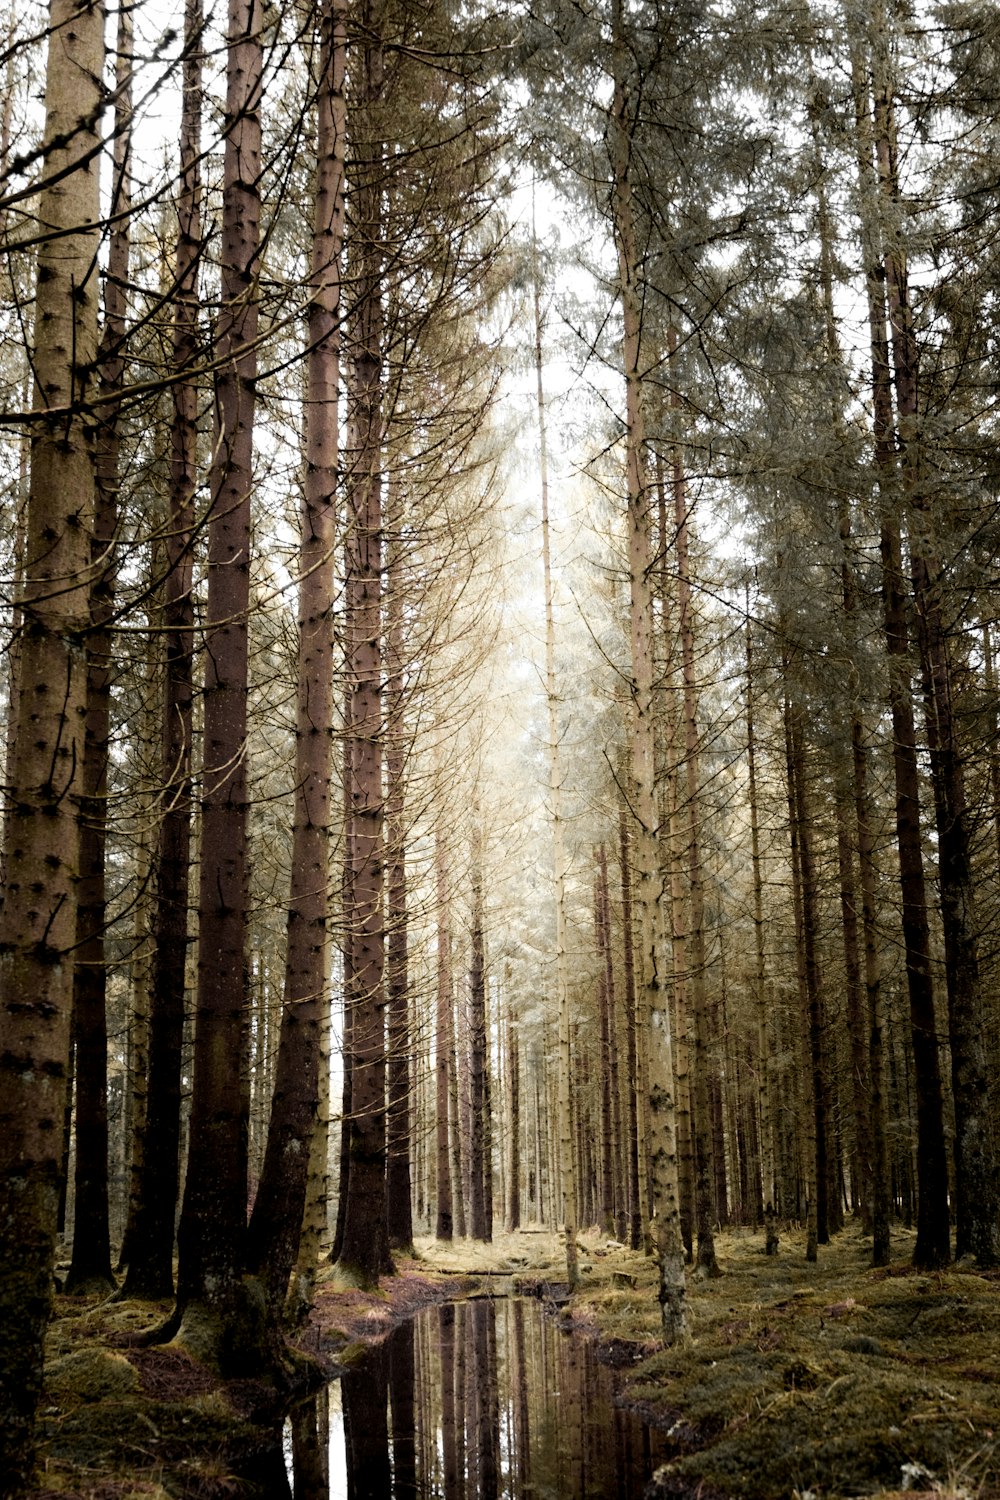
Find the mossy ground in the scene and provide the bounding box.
[560,1221,1000,1500]
[30,1223,1000,1498]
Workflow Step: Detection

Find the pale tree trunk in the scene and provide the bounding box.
[532,221,577,1287]
[335,0,389,1283]
[122,0,202,1301]
[66,0,133,1298]
[245,0,345,1315]
[610,0,685,1342]
[506,983,521,1231]
[850,27,950,1268]
[670,409,719,1279]
[0,0,103,1478]
[618,787,642,1250]
[657,470,694,1261]
[744,609,777,1254]
[434,828,454,1240]
[385,516,413,1252]
[173,0,263,1356]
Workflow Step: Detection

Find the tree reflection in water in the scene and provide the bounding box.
[288,1296,668,1498]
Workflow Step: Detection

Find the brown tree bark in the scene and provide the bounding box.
[468,848,489,1242]
[173,0,263,1358]
[617,794,642,1252]
[610,0,685,1340]
[65,0,132,1297]
[744,608,777,1254]
[670,416,719,1279]
[121,0,202,1302]
[851,32,950,1268]
[335,0,390,1287]
[385,515,413,1252]
[244,0,346,1315]
[0,0,103,1478]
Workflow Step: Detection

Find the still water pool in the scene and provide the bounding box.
[285,1296,670,1498]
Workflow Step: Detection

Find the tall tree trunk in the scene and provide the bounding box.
[610,0,685,1342]
[506,986,521,1231]
[744,608,777,1254]
[434,828,454,1241]
[670,413,719,1279]
[532,218,578,1286]
[335,0,389,1286]
[782,680,819,1261]
[385,517,413,1252]
[244,0,345,1314]
[597,844,626,1243]
[65,0,132,1297]
[618,792,642,1251]
[173,0,263,1357]
[873,48,998,1261]
[851,31,950,1268]
[468,845,490,1242]
[0,0,103,1478]
[121,0,202,1301]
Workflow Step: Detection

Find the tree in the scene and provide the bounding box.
[0,0,104,1479]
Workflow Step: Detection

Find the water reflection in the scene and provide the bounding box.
[289,1296,669,1499]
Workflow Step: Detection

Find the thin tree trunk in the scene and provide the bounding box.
[468,845,489,1242]
[670,417,719,1279]
[744,608,777,1254]
[532,217,577,1286]
[435,828,454,1241]
[617,794,642,1252]
[385,511,413,1252]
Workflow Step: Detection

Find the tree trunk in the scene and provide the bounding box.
[0,0,103,1477]
[434,828,454,1241]
[244,0,345,1314]
[610,0,685,1342]
[532,220,578,1286]
[385,516,413,1252]
[173,0,263,1360]
[335,0,389,1287]
[744,609,778,1254]
[468,846,489,1242]
[121,0,202,1301]
[670,418,719,1279]
[617,792,642,1252]
[65,0,132,1298]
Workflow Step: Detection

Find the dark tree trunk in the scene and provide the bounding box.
[121,0,202,1301]
[244,0,345,1314]
[173,0,263,1361]
[335,0,390,1285]
[468,849,489,1242]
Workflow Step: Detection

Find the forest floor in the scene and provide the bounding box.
[29,1220,1000,1499]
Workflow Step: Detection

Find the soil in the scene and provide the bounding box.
[27,1222,1000,1499]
